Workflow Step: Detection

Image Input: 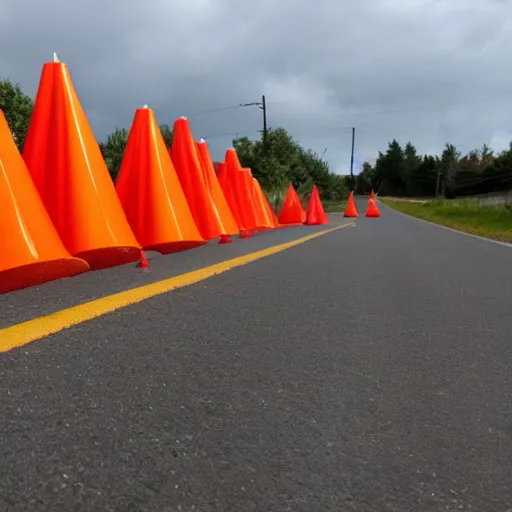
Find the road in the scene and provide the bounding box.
[1,198,511,511]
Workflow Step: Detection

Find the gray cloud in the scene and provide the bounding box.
[1,0,512,174]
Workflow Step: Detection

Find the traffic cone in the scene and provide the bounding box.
[0,109,89,293]
[278,184,306,225]
[196,139,239,240]
[253,178,279,229]
[224,149,258,232]
[305,185,329,225]
[22,55,141,269]
[170,117,226,241]
[116,106,205,254]
[136,250,149,269]
[217,161,252,238]
[343,191,359,217]
[219,234,232,244]
[239,167,261,230]
[369,189,375,200]
[365,198,381,218]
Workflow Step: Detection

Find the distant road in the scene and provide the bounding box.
[1,198,511,511]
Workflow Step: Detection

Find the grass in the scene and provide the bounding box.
[322,199,347,213]
[381,198,512,243]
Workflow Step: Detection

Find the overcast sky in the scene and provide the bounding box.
[1,0,512,174]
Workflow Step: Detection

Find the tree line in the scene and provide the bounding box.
[357,139,512,199]
[0,79,347,200]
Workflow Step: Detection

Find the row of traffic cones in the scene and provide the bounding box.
[343,190,381,218]
[0,55,331,294]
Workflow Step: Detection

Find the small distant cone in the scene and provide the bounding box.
[343,191,359,217]
[22,59,141,269]
[278,184,306,225]
[219,234,232,244]
[305,185,329,225]
[170,118,226,240]
[196,139,239,239]
[369,189,375,200]
[136,250,149,269]
[0,109,89,293]
[365,198,381,218]
[116,107,205,254]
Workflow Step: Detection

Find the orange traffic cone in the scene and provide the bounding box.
[278,184,306,225]
[261,187,281,229]
[136,249,149,269]
[365,198,381,218]
[224,149,258,233]
[116,106,206,254]
[217,162,243,231]
[0,109,89,293]
[22,55,140,269]
[344,191,359,217]
[196,138,239,241]
[253,178,279,229]
[305,185,329,225]
[170,117,227,241]
[239,167,261,230]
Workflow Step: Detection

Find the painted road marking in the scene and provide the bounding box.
[0,223,355,352]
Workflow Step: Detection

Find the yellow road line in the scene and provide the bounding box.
[0,223,354,352]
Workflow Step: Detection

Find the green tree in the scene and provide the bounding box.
[356,161,376,194]
[439,143,460,198]
[233,127,346,201]
[160,124,173,149]
[403,142,421,195]
[0,80,34,151]
[373,140,405,195]
[101,127,129,181]
[101,124,174,181]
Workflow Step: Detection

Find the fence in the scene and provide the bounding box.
[455,190,512,207]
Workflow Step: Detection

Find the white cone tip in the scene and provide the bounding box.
[53,52,60,63]
[142,104,149,109]
[199,138,206,143]
[180,116,187,120]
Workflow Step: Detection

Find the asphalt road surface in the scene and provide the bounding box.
[1,198,512,511]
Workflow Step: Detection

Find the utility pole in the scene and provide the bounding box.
[435,168,441,199]
[239,96,268,149]
[260,95,267,150]
[350,127,355,192]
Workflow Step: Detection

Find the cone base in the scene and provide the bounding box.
[76,246,141,270]
[0,257,89,294]
[145,240,207,255]
[343,213,358,218]
[365,213,380,218]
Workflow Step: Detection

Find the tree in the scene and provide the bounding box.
[160,124,173,149]
[101,127,129,181]
[0,80,34,151]
[100,124,174,181]
[232,127,347,200]
[403,142,422,195]
[439,143,460,198]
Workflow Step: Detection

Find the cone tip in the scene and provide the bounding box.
[142,104,149,109]
[199,138,206,143]
[53,52,60,63]
[180,115,187,120]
